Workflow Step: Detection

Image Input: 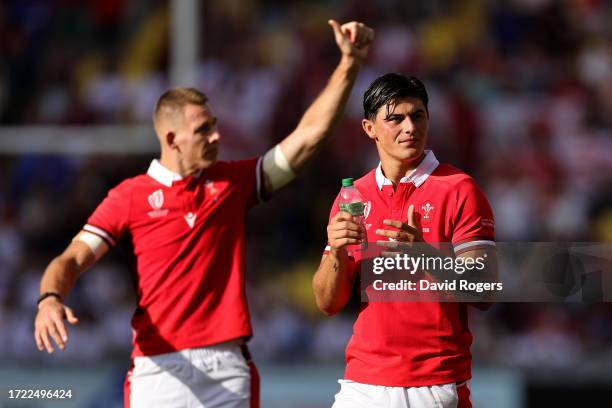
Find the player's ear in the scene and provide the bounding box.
[362,118,377,141]
[166,132,177,150]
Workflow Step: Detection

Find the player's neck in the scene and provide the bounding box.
[379,154,425,188]
[159,156,201,178]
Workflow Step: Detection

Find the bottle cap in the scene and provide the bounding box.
[341,178,354,187]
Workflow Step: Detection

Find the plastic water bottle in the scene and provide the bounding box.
[339,178,367,248]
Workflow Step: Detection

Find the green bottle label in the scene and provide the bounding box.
[340,202,364,216]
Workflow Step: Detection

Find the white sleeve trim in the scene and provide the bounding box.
[262,144,296,192]
[83,224,117,247]
[453,240,496,253]
[73,231,109,260]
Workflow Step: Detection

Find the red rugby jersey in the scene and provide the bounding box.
[84,158,262,357]
[325,151,495,386]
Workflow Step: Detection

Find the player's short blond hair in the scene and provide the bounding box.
[153,87,208,126]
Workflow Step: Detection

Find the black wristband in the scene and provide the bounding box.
[37,292,62,306]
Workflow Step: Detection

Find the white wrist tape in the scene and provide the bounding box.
[74,231,108,260]
[263,144,295,192]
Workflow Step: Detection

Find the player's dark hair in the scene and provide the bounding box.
[363,73,429,121]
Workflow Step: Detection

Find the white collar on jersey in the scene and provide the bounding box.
[147,159,183,187]
[147,159,203,187]
[375,150,439,190]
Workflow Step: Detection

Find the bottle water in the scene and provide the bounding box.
[339,178,367,248]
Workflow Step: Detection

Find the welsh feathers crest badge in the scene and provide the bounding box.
[420,201,435,224]
[205,179,219,202]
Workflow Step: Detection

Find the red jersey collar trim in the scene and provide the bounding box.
[375,150,439,190]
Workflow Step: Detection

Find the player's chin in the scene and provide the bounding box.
[398,146,424,161]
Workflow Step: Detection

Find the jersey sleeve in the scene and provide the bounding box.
[83,181,131,247]
[228,157,264,209]
[451,178,495,256]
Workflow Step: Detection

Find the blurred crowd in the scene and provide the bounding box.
[1,0,612,373]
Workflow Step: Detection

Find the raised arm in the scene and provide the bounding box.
[34,234,108,353]
[261,20,374,195]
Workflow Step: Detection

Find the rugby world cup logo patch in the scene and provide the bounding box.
[421,201,435,224]
[147,189,169,218]
[148,189,164,209]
